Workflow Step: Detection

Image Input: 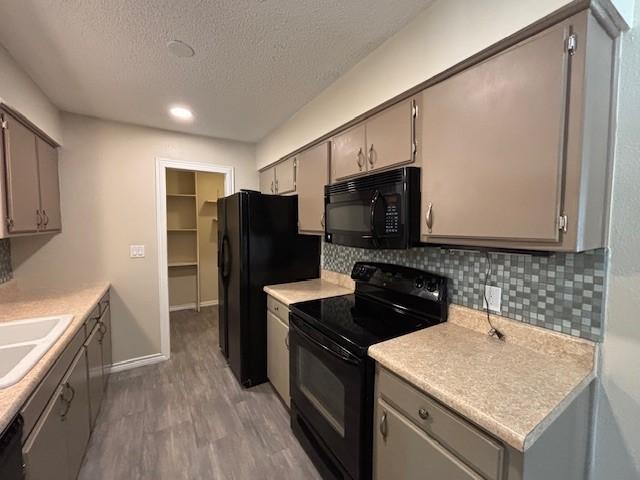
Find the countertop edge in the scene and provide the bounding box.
[263,279,353,306]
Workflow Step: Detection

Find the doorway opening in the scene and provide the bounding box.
[156,158,234,359]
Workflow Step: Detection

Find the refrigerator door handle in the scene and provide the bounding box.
[221,235,231,280]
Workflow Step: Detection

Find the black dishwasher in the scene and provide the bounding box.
[0,415,24,480]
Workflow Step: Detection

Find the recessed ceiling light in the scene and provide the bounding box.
[167,40,195,58]
[169,106,194,121]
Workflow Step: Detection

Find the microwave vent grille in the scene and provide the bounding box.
[326,168,407,195]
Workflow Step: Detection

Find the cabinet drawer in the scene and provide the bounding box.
[378,367,504,480]
[267,295,289,326]
[21,325,86,441]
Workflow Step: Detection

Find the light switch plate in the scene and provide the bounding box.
[130,245,145,258]
[484,285,502,313]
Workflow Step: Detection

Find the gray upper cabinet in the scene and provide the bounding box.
[259,167,275,194]
[2,110,41,234]
[274,156,296,195]
[1,107,62,238]
[366,98,416,173]
[36,137,62,231]
[296,142,330,234]
[331,123,367,181]
[420,11,614,251]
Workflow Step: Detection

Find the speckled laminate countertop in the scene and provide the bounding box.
[0,281,111,433]
[368,306,596,452]
[263,278,353,306]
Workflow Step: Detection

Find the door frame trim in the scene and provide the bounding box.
[155,157,235,359]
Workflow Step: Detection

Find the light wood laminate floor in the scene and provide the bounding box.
[79,307,321,480]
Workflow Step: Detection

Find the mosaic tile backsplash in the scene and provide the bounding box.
[0,239,12,284]
[322,242,606,341]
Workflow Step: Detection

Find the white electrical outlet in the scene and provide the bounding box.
[129,245,145,258]
[484,285,502,313]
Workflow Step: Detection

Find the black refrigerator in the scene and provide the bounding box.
[217,190,320,387]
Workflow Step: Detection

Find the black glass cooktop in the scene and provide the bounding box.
[290,293,440,357]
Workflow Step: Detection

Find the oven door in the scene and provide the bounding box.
[290,315,366,480]
[324,185,404,249]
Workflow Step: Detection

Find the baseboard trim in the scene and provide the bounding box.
[169,300,218,312]
[108,353,168,374]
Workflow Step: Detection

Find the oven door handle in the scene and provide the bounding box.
[292,324,361,366]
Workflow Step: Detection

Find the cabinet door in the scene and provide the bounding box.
[36,137,61,231]
[259,167,275,194]
[366,99,414,172]
[331,123,366,181]
[23,386,69,480]
[2,111,40,233]
[99,305,112,389]
[297,142,329,233]
[275,156,296,194]
[267,310,290,407]
[375,400,481,480]
[421,24,570,243]
[61,349,91,480]
[85,326,104,428]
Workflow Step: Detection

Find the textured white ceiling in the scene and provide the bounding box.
[0,0,434,142]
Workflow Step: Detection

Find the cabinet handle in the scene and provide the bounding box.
[285,332,289,350]
[380,411,388,439]
[320,213,325,229]
[271,181,274,193]
[425,202,433,233]
[368,144,375,166]
[356,148,364,170]
[275,179,279,193]
[42,210,49,227]
[418,408,429,420]
[36,210,42,228]
[60,382,76,420]
[98,321,107,343]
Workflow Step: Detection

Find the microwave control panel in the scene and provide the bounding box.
[383,196,400,234]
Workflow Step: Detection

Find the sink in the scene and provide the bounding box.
[0,315,73,389]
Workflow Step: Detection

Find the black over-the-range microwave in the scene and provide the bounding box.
[324,167,420,249]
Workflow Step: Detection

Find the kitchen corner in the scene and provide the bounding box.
[0,280,110,434]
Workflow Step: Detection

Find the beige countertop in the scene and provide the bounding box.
[0,281,111,433]
[263,277,353,306]
[368,305,596,452]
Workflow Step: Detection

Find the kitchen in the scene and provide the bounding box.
[0,1,638,479]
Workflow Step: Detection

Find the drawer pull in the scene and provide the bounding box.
[380,411,388,439]
[418,408,429,420]
[285,332,290,350]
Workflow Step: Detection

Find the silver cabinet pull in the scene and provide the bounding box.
[356,148,364,170]
[380,411,388,439]
[368,144,375,166]
[36,210,42,228]
[285,332,289,350]
[320,213,325,229]
[42,210,49,227]
[60,382,76,420]
[425,203,433,233]
[275,179,279,193]
[418,408,429,420]
[270,181,274,193]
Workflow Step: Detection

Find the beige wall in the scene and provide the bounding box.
[592,6,640,478]
[0,45,62,143]
[256,0,579,169]
[11,113,257,364]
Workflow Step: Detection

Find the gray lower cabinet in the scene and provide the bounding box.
[23,386,69,480]
[374,366,593,480]
[85,325,105,428]
[266,295,290,407]
[22,290,111,480]
[61,350,91,479]
[98,304,112,389]
[375,399,481,480]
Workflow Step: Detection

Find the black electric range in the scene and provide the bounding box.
[288,262,449,480]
